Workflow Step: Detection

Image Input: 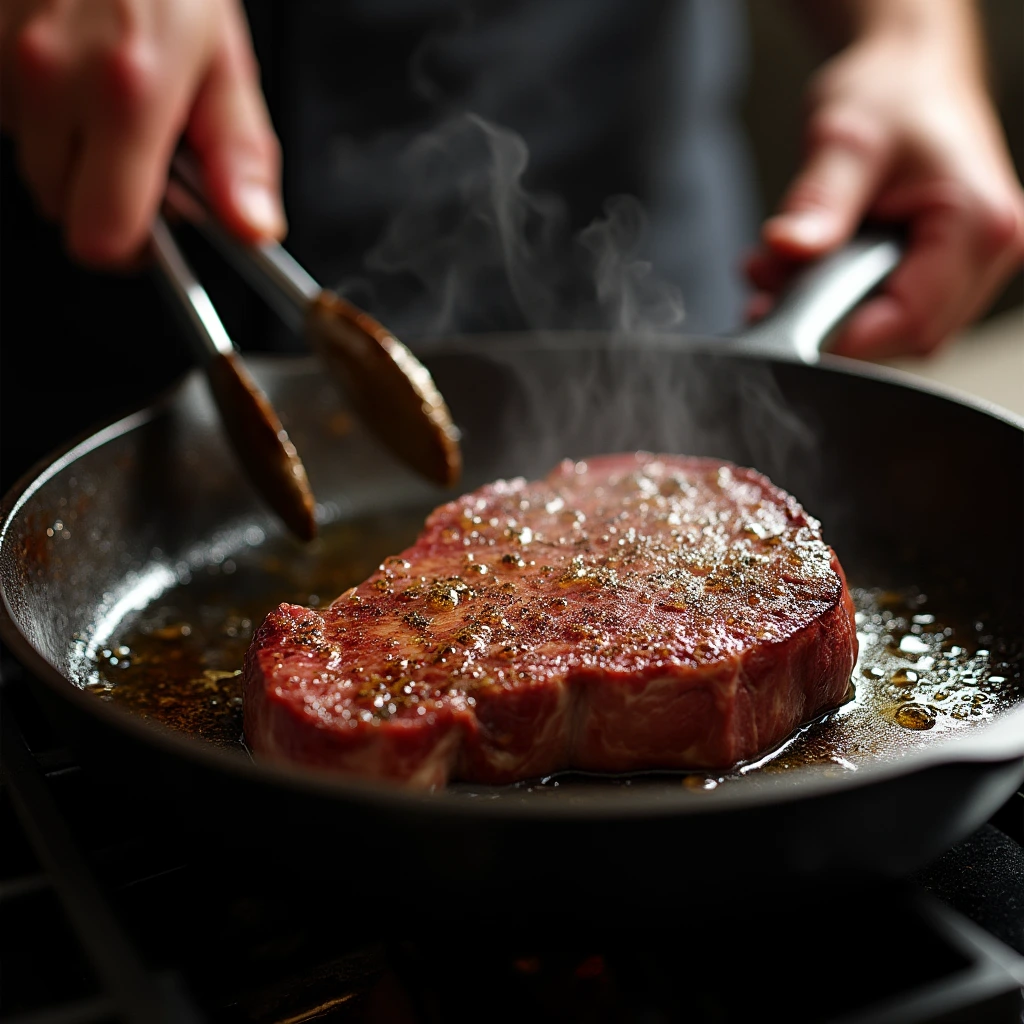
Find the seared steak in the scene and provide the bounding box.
[244,454,857,786]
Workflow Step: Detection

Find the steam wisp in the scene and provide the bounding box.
[334,113,817,505]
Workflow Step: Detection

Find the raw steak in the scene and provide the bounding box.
[244,454,857,786]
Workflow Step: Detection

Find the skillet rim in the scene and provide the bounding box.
[2,336,1022,822]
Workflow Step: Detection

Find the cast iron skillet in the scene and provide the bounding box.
[2,236,1022,908]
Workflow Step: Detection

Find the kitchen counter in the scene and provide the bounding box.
[879,306,1023,418]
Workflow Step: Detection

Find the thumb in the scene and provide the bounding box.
[763,113,889,258]
[185,10,285,242]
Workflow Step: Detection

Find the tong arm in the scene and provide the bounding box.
[167,154,320,331]
[150,216,234,362]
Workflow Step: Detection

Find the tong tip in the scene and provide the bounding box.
[305,293,463,488]
[205,352,318,542]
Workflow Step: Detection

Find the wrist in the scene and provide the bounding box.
[846,0,986,85]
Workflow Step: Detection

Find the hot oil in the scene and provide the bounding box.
[733,586,1021,777]
[87,518,1022,786]
[85,510,430,751]
[517,588,1021,795]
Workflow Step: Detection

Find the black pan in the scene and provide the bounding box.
[2,236,1022,909]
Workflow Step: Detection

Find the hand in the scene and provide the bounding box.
[746,30,1024,358]
[0,0,285,265]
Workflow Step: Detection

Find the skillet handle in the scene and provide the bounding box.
[733,231,903,363]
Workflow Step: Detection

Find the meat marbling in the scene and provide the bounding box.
[244,454,857,787]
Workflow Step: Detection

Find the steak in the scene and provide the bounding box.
[244,454,857,787]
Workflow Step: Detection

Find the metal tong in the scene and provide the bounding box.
[150,217,318,541]
[165,156,462,489]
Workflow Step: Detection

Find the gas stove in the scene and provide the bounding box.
[2,652,1022,1024]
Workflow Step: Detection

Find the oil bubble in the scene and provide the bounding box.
[890,667,919,686]
[894,704,936,730]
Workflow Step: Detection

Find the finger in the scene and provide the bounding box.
[829,295,909,359]
[65,131,169,266]
[186,4,285,242]
[835,184,1024,359]
[64,42,191,265]
[744,249,799,293]
[12,17,78,219]
[957,195,1024,322]
[831,196,981,359]
[763,111,889,258]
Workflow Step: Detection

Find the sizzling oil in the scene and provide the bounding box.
[86,514,1021,785]
[84,512,428,749]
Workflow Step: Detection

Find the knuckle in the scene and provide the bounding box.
[97,38,159,118]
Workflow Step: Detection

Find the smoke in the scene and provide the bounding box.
[346,113,683,341]
[579,197,686,337]
[334,113,816,504]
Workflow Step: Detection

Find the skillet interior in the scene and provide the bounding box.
[1,335,1022,889]
[3,333,1022,771]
